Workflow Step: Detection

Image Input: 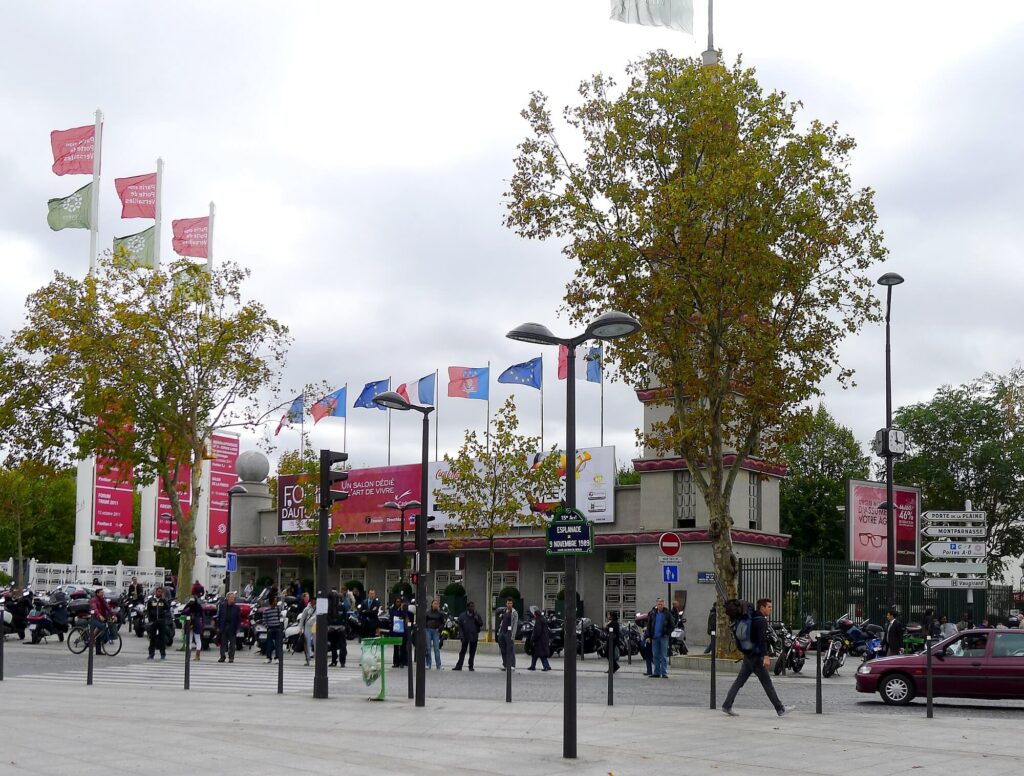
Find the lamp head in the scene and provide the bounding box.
[506,322,560,346]
[585,310,642,340]
[877,272,905,287]
[373,391,411,411]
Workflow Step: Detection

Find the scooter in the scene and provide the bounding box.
[27,597,68,643]
[670,617,688,656]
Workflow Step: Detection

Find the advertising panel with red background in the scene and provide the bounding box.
[207,433,240,549]
[847,478,921,571]
[156,464,190,546]
[93,458,134,540]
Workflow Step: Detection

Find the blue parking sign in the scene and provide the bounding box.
[663,565,678,583]
[226,552,238,572]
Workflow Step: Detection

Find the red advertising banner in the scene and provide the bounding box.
[847,479,921,571]
[93,458,133,540]
[114,172,157,219]
[171,216,209,258]
[278,464,421,534]
[50,124,96,175]
[156,465,191,546]
[208,433,240,549]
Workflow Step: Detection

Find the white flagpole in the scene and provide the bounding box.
[387,376,392,466]
[88,109,103,274]
[485,361,491,454]
[343,382,348,454]
[434,368,439,462]
[540,353,545,451]
[206,201,216,271]
[154,157,163,269]
[600,347,605,448]
[702,0,719,66]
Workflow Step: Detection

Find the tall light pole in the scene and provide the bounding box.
[383,499,421,588]
[507,310,641,760]
[374,391,434,708]
[223,484,247,595]
[876,272,905,611]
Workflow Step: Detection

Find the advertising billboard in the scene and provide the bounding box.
[156,465,190,546]
[847,478,921,572]
[93,458,134,541]
[207,433,240,548]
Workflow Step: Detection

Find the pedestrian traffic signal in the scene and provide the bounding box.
[319,449,349,508]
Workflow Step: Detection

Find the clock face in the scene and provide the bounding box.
[888,429,906,455]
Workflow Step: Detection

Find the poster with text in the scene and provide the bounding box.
[847,478,921,571]
[207,433,240,548]
[93,458,134,540]
[156,465,191,546]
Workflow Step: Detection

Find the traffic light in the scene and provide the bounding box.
[319,449,349,508]
[410,572,420,586]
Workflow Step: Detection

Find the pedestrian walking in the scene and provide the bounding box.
[389,598,410,667]
[646,597,673,678]
[424,598,444,669]
[704,604,717,654]
[453,602,482,671]
[298,592,315,666]
[217,592,241,663]
[184,595,205,661]
[722,598,790,717]
[496,598,519,671]
[604,611,620,673]
[262,594,283,662]
[528,609,552,671]
[146,586,171,660]
[881,608,905,657]
[328,591,348,667]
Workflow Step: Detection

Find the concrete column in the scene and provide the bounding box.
[72,458,94,567]
[137,483,158,568]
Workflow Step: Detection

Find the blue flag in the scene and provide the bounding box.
[498,357,542,390]
[311,386,346,423]
[354,379,389,410]
[274,394,303,436]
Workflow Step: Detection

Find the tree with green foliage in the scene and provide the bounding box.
[893,368,1024,576]
[434,397,561,632]
[505,52,886,635]
[0,463,74,586]
[0,254,290,600]
[780,405,869,558]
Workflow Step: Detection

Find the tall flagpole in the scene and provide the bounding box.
[485,361,491,454]
[434,368,439,462]
[343,382,348,454]
[154,158,163,269]
[387,376,392,466]
[88,109,103,274]
[599,346,605,448]
[702,0,719,66]
[206,201,215,271]
[540,353,545,451]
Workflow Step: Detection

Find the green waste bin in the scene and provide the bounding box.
[361,636,404,701]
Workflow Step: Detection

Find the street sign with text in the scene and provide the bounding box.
[921,524,986,538]
[923,511,987,523]
[545,519,594,556]
[922,541,986,559]
[921,577,987,589]
[921,561,987,575]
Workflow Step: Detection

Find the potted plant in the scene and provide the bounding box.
[441,582,467,616]
[495,586,523,618]
[555,588,583,618]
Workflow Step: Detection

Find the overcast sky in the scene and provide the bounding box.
[3,1,1023,476]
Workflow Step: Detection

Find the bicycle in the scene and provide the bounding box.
[67,620,122,657]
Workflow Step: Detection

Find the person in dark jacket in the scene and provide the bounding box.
[496,598,519,671]
[646,598,674,678]
[705,605,717,654]
[327,591,348,667]
[127,576,144,604]
[361,588,382,637]
[604,611,620,673]
[881,609,905,657]
[146,586,172,660]
[453,602,483,671]
[185,595,205,661]
[262,594,283,662]
[424,598,445,669]
[216,591,241,663]
[722,598,789,717]
[90,589,115,653]
[528,609,552,671]
[388,598,410,667]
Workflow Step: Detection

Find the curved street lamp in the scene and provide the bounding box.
[382,499,421,587]
[506,309,641,760]
[877,272,904,611]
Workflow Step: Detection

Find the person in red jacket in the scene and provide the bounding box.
[90,589,115,653]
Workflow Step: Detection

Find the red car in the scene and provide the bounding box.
[856,628,1024,705]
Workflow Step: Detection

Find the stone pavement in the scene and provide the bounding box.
[0,668,1020,776]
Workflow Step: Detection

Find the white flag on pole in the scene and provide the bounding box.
[610,0,694,34]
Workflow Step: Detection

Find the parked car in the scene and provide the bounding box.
[855,628,1024,705]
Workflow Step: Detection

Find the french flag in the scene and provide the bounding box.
[396,372,436,406]
[557,344,602,383]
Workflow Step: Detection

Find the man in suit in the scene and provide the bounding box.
[217,591,242,663]
[881,608,905,657]
[497,598,519,671]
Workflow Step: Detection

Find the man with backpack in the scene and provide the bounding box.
[722,598,791,717]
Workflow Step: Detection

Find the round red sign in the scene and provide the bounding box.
[659,532,682,556]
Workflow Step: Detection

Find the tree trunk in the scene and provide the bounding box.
[173,456,205,603]
[486,538,494,640]
[707,486,740,659]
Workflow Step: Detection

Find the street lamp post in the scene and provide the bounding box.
[374,391,434,708]
[877,272,904,611]
[224,484,248,595]
[507,310,641,760]
[383,499,421,588]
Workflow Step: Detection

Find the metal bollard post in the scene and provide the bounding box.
[505,662,512,703]
[277,630,284,694]
[0,618,5,681]
[87,627,95,686]
[184,622,191,691]
[709,630,716,709]
[408,637,414,700]
[607,627,615,707]
[926,637,933,719]
[815,635,823,715]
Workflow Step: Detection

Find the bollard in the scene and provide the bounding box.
[709,630,716,709]
[87,627,95,686]
[184,622,191,691]
[815,634,823,715]
[505,662,512,703]
[408,639,414,700]
[607,627,615,707]
[926,636,933,719]
[277,629,284,694]
[0,618,5,681]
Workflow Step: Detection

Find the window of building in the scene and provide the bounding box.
[748,471,762,530]
[674,470,697,528]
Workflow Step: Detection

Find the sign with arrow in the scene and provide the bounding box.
[921,524,986,538]
[921,577,987,590]
[923,510,987,523]
[921,561,987,575]
[922,541,986,559]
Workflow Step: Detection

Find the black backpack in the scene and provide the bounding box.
[724,598,757,656]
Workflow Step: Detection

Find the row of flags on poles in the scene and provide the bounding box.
[274,344,603,435]
[46,115,213,269]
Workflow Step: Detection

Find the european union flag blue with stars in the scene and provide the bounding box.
[498,356,542,390]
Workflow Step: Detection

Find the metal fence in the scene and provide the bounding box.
[739,557,1015,628]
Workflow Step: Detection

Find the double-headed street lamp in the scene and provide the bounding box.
[383,499,421,587]
[506,310,641,760]
[224,483,248,595]
[374,390,434,709]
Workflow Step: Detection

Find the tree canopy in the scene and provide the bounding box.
[505,51,886,609]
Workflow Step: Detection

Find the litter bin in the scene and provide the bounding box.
[361,636,404,701]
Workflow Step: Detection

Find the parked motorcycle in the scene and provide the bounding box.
[575,617,602,657]
[821,612,860,677]
[27,596,69,644]
[773,616,815,675]
[670,617,688,656]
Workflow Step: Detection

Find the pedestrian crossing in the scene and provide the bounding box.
[9,656,359,694]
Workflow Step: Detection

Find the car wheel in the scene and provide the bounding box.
[879,673,915,706]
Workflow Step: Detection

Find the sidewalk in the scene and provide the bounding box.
[0,672,1019,775]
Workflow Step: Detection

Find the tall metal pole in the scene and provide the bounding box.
[399,510,406,586]
[884,284,896,609]
[415,409,432,708]
[313,450,330,700]
[563,342,578,759]
[225,493,234,595]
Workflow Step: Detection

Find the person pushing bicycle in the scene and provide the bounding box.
[90,588,115,653]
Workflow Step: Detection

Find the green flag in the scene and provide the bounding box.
[113,226,156,269]
[46,182,92,231]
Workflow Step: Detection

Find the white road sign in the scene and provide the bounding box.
[921,577,987,589]
[921,561,988,575]
[921,525,986,538]
[923,511,987,523]
[922,541,986,559]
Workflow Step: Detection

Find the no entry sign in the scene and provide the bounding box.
[659,532,682,557]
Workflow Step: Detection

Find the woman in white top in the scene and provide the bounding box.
[938,615,958,639]
[298,592,316,665]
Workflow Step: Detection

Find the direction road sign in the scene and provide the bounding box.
[922,541,986,559]
[663,565,679,584]
[921,525,986,538]
[659,532,682,556]
[923,510,987,522]
[921,577,987,589]
[921,561,987,575]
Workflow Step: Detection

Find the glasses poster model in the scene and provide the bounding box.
[846,478,921,572]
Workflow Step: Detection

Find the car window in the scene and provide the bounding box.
[992,633,1024,658]
[945,633,988,658]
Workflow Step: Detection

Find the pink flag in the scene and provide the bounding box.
[171,216,209,258]
[114,172,157,218]
[50,124,96,176]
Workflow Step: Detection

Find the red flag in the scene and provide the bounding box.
[171,216,209,258]
[114,172,157,218]
[50,124,96,176]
